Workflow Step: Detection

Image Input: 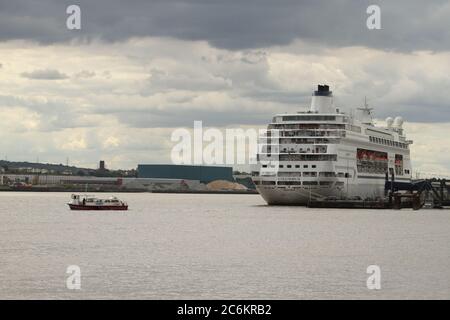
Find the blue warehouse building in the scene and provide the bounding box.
[137,164,234,183]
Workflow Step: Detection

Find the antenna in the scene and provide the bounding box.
[356,96,374,125]
[357,96,373,113]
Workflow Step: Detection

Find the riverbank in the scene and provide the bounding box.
[0,185,258,194]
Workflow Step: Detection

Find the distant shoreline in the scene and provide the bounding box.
[0,187,258,195]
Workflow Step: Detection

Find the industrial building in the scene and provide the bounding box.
[137,164,233,183]
[0,164,252,193]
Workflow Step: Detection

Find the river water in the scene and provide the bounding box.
[0,192,449,299]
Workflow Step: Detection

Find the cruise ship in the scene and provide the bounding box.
[252,85,413,205]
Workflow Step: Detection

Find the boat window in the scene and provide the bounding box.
[319,172,336,177]
[303,172,317,177]
[279,154,337,161]
[281,115,336,121]
[278,181,302,186]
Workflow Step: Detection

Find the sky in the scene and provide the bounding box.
[0,0,450,175]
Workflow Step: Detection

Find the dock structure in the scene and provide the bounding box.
[307,174,450,210]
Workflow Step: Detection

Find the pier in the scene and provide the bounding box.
[307,174,450,210]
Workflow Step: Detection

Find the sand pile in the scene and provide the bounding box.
[206,180,247,191]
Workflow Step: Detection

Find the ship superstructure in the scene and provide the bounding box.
[252,85,413,205]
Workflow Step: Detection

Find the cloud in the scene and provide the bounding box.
[1,19,450,172]
[0,0,449,52]
[74,70,96,78]
[21,68,68,80]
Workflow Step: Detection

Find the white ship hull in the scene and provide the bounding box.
[256,179,387,205]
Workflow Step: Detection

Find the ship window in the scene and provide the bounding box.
[319,172,336,177]
[281,115,336,121]
[295,165,300,168]
[312,165,316,168]
[303,165,308,168]
[303,181,318,185]
[262,165,267,168]
[287,165,292,168]
[279,165,284,168]
[303,172,317,177]
[278,181,301,186]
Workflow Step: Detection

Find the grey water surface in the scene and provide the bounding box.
[0,192,449,299]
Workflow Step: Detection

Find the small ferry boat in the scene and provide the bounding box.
[68,194,128,210]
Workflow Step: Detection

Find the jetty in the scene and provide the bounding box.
[307,173,450,210]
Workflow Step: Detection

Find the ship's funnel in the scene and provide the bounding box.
[310,84,334,113]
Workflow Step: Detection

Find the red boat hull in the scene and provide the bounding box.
[68,204,128,210]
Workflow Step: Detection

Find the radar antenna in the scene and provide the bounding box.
[357,97,373,113]
[356,97,374,124]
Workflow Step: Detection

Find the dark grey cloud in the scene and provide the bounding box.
[0,0,449,52]
[21,68,68,80]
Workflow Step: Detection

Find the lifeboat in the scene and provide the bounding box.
[68,194,128,210]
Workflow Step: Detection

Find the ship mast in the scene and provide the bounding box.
[356,96,374,125]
